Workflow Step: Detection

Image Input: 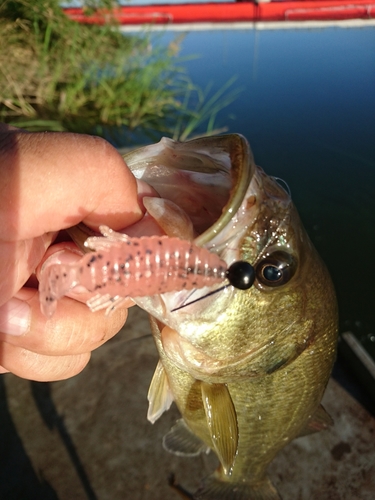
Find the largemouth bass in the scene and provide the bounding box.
[42,134,338,499]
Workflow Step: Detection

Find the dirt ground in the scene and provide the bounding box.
[1,306,374,500]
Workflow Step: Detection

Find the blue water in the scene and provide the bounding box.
[144,26,375,342]
[150,25,375,411]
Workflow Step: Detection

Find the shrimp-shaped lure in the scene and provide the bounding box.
[38,227,215,317]
[39,226,255,318]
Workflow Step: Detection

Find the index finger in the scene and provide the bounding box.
[0,127,143,241]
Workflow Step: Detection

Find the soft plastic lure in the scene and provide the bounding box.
[40,226,255,318]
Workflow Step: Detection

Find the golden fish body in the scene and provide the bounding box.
[124,135,338,499]
[68,134,338,499]
[150,237,336,497]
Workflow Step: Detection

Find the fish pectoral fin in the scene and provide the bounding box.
[298,404,334,437]
[163,419,210,457]
[194,473,281,500]
[201,382,238,476]
[147,361,174,424]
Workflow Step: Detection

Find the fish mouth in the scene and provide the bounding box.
[124,134,268,373]
[124,134,255,249]
[123,134,259,329]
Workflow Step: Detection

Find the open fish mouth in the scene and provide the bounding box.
[124,134,255,252]
[123,134,268,376]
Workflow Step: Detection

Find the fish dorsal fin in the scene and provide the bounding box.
[298,404,334,437]
[163,419,210,457]
[147,361,174,424]
[201,382,238,475]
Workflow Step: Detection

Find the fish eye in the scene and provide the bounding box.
[226,261,255,290]
[255,251,297,288]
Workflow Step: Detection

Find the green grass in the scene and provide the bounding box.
[0,0,240,142]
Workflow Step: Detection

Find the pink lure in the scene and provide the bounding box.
[39,227,228,318]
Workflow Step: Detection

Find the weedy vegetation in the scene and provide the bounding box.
[0,0,241,143]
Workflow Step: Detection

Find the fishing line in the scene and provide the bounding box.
[171,260,255,312]
[171,285,228,312]
[272,177,292,196]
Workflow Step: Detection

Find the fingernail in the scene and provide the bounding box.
[0,298,31,336]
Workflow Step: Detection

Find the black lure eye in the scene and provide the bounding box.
[226,261,255,290]
[255,251,297,287]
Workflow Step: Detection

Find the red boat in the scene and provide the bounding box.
[64,0,375,25]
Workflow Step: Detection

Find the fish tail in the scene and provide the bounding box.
[194,472,281,500]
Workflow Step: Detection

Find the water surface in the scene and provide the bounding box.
[151,26,375,340]
[113,24,375,404]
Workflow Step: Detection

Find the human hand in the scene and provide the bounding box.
[0,124,147,381]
